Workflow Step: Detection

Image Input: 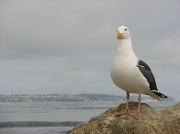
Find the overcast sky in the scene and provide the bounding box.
[0,0,180,101]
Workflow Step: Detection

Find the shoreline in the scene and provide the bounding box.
[0,121,84,128]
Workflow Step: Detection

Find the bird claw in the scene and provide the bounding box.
[128,110,140,119]
[115,109,128,116]
[115,109,140,119]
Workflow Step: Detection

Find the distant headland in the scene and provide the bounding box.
[0,94,175,102]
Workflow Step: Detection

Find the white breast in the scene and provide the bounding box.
[110,55,149,94]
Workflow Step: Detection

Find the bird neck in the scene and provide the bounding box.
[116,38,137,60]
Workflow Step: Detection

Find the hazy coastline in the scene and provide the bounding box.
[0,94,175,102]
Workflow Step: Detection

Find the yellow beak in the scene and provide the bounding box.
[117,32,123,39]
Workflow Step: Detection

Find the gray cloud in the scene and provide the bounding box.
[0,0,180,101]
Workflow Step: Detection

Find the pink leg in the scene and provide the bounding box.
[128,94,141,119]
[138,94,141,112]
[115,92,130,116]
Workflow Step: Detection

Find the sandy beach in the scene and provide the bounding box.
[0,121,82,134]
[0,126,73,134]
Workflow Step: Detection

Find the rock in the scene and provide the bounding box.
[67,102,180,134]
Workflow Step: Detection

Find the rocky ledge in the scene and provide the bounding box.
[68,102,180,134]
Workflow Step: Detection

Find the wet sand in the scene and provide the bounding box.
[0,121,83,128]
[0,121,83,134]
[0,127,73,134]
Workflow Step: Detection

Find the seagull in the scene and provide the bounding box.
[110,26,167,119]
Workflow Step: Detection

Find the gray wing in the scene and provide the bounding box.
[137,60,158,91]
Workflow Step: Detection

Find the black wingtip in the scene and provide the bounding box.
[153,91,168,99]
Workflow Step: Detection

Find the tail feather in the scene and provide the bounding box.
[148,90,168,101]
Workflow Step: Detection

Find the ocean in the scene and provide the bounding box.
[0,101,177,134]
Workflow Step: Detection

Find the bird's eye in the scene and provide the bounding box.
[125,28,127,31]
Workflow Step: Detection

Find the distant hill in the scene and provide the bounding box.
[0,94,176,102]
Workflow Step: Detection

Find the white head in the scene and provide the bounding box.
[116,26,131,40]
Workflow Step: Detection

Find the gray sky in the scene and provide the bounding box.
[0,0,180,101]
